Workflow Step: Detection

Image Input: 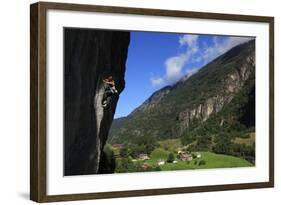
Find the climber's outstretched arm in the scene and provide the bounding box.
[103,79,115,86]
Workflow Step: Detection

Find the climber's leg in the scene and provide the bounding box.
[110,86,118,94]
[102,89,113,107]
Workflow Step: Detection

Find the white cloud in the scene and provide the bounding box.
[151,34,199,87]
[181,67,200,82]
[151,35,253,88]
[201,36,252,65]
[226,36,252,49]
[186,67,199,78]
[164,54,188,84]
[179,35,199,53]
[151,77,165,87]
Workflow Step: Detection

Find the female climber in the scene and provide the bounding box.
[102,76,118,108]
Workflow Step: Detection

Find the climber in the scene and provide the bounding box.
[102,76,118,108]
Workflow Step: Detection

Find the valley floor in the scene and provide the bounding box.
[145,151,253,171]
[109,136,254,174]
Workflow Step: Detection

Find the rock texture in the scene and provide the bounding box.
[177,52,255,130]
[64,28,130,175]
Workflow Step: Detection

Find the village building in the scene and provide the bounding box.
[138,154,150,160]
[111,144,124,149]
[180,153,193,161]
[177,150,183,154]
[142,163,151,169]
[157,159,165,166]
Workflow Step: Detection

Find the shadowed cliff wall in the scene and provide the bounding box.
[64,28,130,175]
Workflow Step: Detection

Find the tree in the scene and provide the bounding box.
[154,166,162,171]
[128,145,138,158]
[212,133,232,154]
[98,144,116,174]
[196,135,212,151]
[135,136,158,155]
[181,132,196,145]
[115,158,134,173]
[120,147,129,158]
[198,160,206,166]
[167,152,175,163]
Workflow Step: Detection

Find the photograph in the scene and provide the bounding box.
[30,2,274,201]
[63,28,256,176]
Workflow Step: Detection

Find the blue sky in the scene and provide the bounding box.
[114,31,253,118]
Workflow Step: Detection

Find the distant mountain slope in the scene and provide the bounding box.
[108,40,255,144]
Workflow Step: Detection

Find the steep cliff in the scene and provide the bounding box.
[64,28,130,175]
[108,40,255,144]
[177,52,255,132]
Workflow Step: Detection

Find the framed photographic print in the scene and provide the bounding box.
[30,1,274,202]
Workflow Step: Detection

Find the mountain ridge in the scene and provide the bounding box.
[108,40,255,145]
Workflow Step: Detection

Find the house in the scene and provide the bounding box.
[142,163,151,169]
[157,159,165,166]
[180,153,193,161]
[138,154,150,160]
[177,150,193,161]
[111,144,124,149]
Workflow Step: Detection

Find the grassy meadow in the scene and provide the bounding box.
[103,136,254,174]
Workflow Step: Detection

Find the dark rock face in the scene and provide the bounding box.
[64,28,130,175]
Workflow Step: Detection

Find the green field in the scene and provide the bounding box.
[110,136,254,173]
[158,139,182,152]
[144,149,253,171]
[233,132,255,146]
[150,148,170,159]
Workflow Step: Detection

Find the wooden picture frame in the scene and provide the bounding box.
[30,1,274,202]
